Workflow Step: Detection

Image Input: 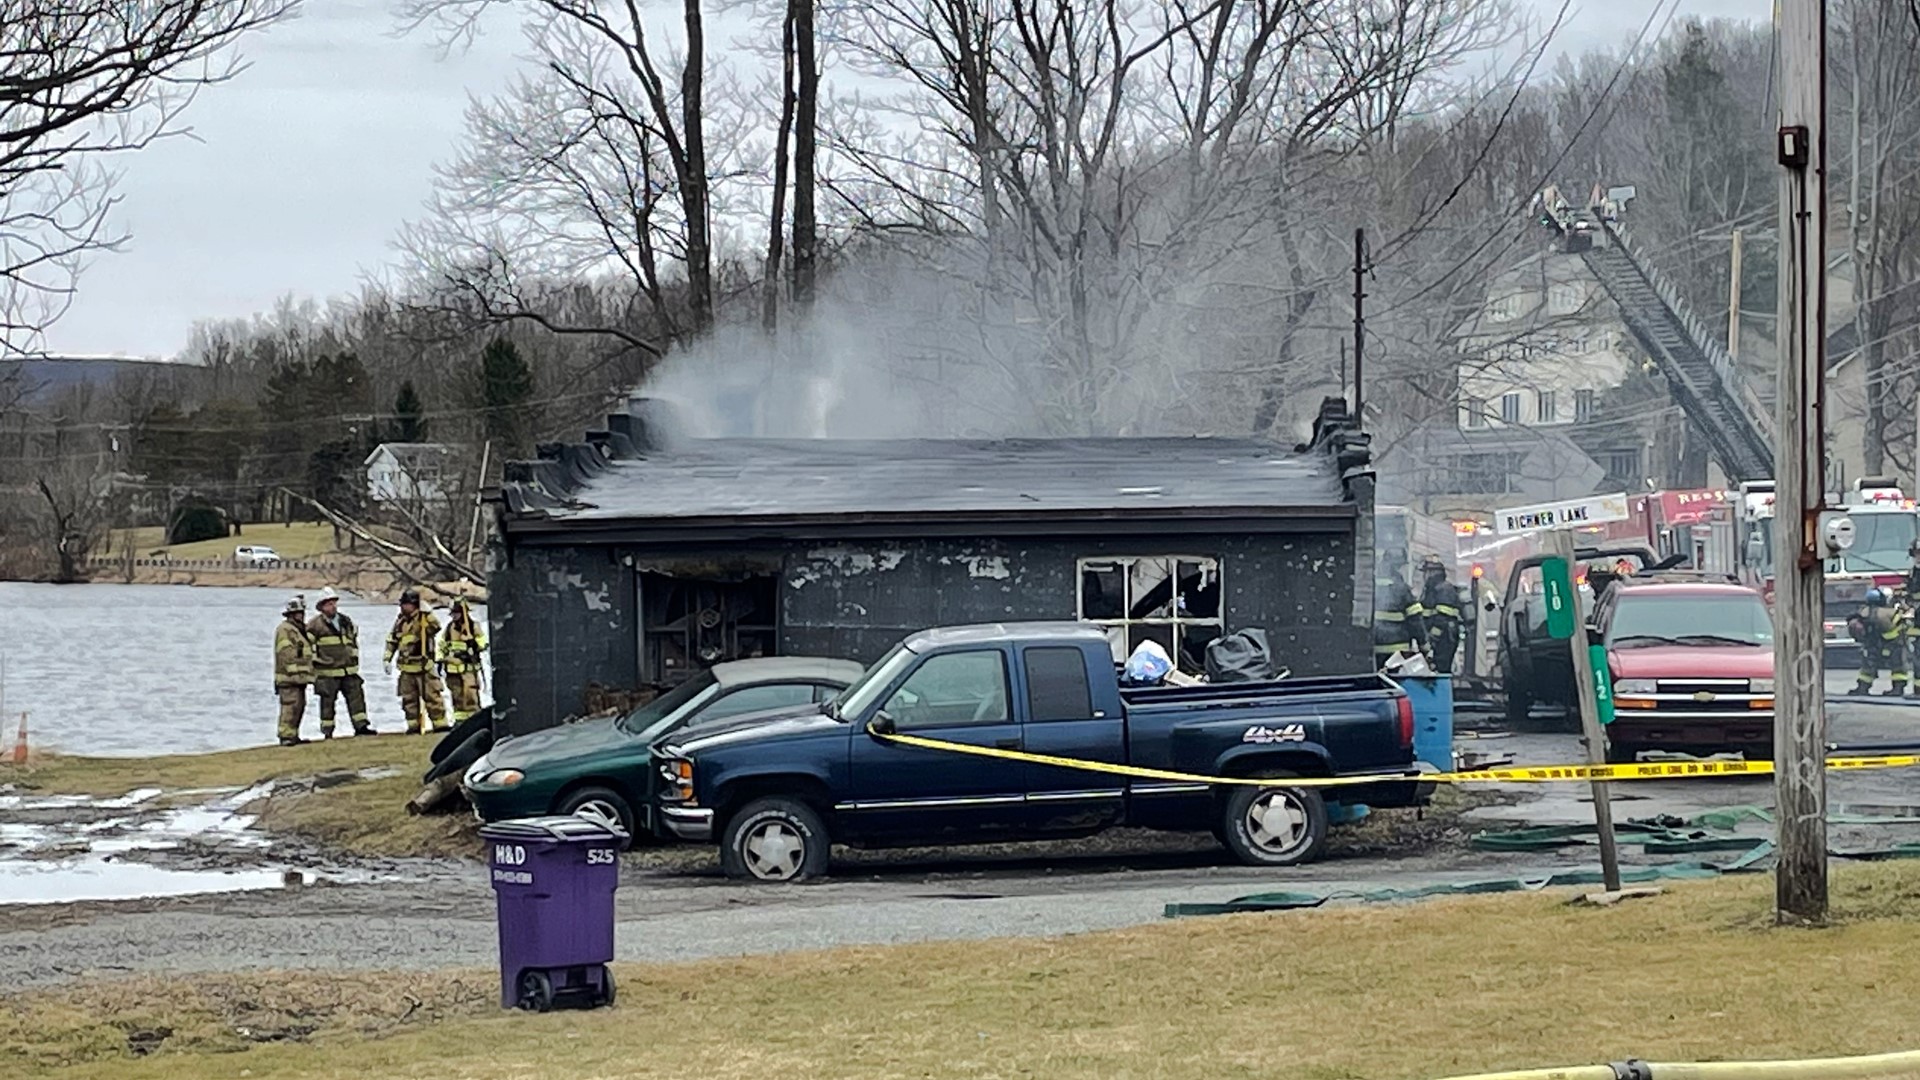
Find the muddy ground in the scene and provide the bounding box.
[5,688,1920,993]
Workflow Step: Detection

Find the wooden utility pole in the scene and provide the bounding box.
[1543,528,1622,893]
[465,440,492,573]
[1727,229,1744,362]
[1773,0,1830,924]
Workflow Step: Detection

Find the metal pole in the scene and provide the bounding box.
[1544,528,1622,893]
[1353,227,1366,422]
[1727,229,1743,362]
[1774,0,1830,924]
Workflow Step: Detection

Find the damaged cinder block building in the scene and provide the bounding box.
[487,397,1377,736]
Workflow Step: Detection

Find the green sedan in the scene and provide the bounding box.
[463,656,864,838]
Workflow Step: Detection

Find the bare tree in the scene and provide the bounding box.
[33,458,112,581]
[399,0,718,341]
[0,0,295,355]
[823,0,1510,435]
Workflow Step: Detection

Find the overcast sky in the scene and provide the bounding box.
[45,0,1769,359]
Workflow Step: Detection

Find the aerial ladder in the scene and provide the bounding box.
[1534,184,1774,482]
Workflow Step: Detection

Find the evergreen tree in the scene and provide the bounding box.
[480,337,536,453]
[394,380,427,442]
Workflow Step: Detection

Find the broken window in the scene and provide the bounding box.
[1075,556,1223,672]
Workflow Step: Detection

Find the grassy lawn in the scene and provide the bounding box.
[2,738,422,797]
[0,737,480,860]
[11,863,1920,1079]
[98,523,352,561]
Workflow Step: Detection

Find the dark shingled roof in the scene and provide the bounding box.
[498,397,1371,539]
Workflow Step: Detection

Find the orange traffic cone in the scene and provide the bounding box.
[10,713,26,765]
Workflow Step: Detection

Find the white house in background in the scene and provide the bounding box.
[366,443,458,505]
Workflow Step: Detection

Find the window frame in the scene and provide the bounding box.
[1537,389,1557,424]
[1500,392,1522,424]
[1464,396,1486,428]
[1574,388,1596,423]
[1075,555,1224,670]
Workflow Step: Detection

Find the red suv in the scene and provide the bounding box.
[1591,577,1775,763]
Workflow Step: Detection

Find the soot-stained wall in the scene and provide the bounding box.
[491,530,1365,737]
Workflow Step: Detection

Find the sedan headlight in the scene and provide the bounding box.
[1613,678,1657,696]
[473,768,525,789]
[1750,678,1775,693]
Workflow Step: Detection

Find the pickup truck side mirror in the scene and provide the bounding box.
[869,711,897,736]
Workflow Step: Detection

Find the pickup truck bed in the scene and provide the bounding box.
[651,623,1425,883]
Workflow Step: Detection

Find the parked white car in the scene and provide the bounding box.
[234,545,282,568]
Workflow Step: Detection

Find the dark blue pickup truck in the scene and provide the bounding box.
[651,623,1424,882]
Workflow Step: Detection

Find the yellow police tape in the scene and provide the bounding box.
[870,728,1920,789]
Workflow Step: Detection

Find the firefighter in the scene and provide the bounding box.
[1850,587,1910,697]
[308,587,375,738]
[384,588,448,734]
[438,597,488,723]
[1372,560,1425,669]
[1418,555,1463,674]
[1903,540,1920,692]
[272,595,314,746]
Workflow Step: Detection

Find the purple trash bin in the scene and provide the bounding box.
[480,814,626,1011]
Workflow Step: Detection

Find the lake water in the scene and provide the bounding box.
[0,583,489,757]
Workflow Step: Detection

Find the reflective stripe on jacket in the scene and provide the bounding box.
[274,620,315,687]
[307,612,361,677]
[438,618,487,674]
[385,610,441,673]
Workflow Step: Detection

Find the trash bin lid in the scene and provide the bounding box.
[479,813,628,843]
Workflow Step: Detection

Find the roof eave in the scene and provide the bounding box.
[501,503,1357,545]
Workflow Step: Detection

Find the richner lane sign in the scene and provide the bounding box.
[1492,490,1631,892]
[1495,493,1631,535]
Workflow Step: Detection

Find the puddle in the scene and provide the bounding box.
[0,861,302,906]
[0,780,402,906]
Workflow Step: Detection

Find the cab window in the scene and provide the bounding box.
[883,650,1011,729]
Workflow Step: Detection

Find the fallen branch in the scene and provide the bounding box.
[276,489,481,586]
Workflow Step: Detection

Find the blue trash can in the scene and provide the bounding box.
[480,814,627,1012]
[1398,674,1455,772]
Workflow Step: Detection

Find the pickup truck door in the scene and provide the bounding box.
[1015,644,1126,831]
[843,646,1032,841]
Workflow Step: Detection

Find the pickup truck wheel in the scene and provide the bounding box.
[720,797,830,883]
[1220,777,1329,867]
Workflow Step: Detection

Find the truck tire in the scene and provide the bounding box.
[555,785,636,844]
[719,797,831,883]
[1219,776,1329,868]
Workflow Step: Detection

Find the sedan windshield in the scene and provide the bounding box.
[618,671,719,737]
[1608,593,1774,648]
[828,644,917,723]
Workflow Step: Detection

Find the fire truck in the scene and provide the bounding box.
[1734,476,1920,652]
